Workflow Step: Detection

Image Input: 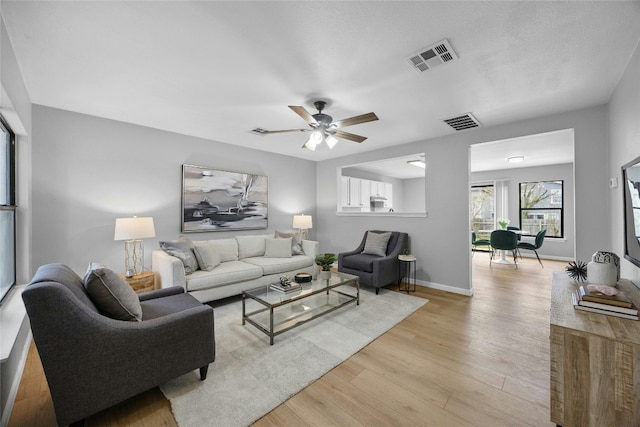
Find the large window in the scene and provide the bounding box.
[0,116,16,304]
[519,180,563,238]
[470,184,495,233]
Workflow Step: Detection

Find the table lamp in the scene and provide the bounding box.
[292,214,312,240]
[114,216,156,277]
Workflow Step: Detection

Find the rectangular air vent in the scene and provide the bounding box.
[443,113,480,131]
[407,39,458,73]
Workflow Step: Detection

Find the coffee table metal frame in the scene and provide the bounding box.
[242,272,359,345]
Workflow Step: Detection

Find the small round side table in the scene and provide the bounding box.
[398,254,416,292]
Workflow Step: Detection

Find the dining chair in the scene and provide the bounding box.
[507,225,522,241]
[517,229,547,267]
[490,230,518,268]
[471,231,491,255]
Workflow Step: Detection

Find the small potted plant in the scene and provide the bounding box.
[315,253,337,280]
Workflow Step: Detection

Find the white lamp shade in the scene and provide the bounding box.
[325,135,338,149]
[292,215,313,230]
[114,217,156,240]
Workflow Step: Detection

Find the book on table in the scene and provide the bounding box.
[572,291,639,320]
[577,285,634,308]
[269,281,302,293]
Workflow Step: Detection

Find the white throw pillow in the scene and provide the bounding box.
[236,235,268,259]
[274,230,304,255]
[264,237,292,258]
[362,231,392,257]
[193,243,221,271]
[208,238,239,262]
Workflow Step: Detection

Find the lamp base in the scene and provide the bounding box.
[124,239,145,275]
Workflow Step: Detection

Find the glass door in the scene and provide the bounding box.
[471,184,495,240]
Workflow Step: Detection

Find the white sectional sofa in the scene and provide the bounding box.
[152,234,318,303]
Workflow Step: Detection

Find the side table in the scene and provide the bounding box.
[398,254,416,292]
[120,271,155,294]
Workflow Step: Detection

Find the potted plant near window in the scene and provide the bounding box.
[315,253,337,280]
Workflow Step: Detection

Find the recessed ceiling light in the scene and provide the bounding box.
[507,156,525,163]
[407,160,426,169]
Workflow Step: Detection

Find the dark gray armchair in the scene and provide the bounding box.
[338,230,409,294]
[21,263,215,427]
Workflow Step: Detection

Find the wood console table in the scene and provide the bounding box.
[550,271,640,426]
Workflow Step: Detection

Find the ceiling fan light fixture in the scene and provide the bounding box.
[325,134,338,149]
[407,160,426,169]
[304,130,323,151]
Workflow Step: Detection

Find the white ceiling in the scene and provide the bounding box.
[2,1,640,163]
[345,154,427,180]
[470,129,575,173]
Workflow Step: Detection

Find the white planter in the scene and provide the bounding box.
[319,270,331,280]
[587,262,618,286]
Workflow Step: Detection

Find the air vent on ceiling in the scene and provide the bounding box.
[407,39,458,73]
[443,113,480,131]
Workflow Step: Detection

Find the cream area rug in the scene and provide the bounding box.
[160,288,427,427]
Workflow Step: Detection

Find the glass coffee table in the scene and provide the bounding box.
[242,272,359,345]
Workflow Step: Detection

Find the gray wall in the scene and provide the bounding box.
[402,177,426,212]
[317,105,609,294]
[471,163,575,260]
[31,106,317,275]
[609,38,640,284]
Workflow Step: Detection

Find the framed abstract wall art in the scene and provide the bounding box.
[181,164,268,232]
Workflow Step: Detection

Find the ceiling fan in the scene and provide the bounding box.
[252,101,379,151]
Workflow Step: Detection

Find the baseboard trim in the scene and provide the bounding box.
[519,253,573,262]
[414,279,474,296]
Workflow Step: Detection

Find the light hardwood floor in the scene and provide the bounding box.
[9,254,564,426]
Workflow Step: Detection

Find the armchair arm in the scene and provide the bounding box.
[152,250,186,289]
[371,254,402,287]
[302,239,319,258]
[138,285,184,301]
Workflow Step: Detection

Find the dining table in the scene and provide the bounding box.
[478,229,532,265]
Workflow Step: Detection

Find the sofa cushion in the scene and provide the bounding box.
[236,235,268,259]
[242,255,312,275]
[264,237,292,258]
[275,230,304,255]
[208,238,239,262]
[341,253,377,273]
[185,261,262,292]
[362,231,392,257]
[83,264,142,321]
[159,238,199,274]
[193,242,221,271]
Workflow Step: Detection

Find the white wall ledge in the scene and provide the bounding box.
[336,212,428,218]
[0,285,27,363]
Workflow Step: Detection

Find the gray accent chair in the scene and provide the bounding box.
[22,263,216,427]
[338,230,409,294]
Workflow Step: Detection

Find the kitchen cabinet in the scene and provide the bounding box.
[341,177,392,210]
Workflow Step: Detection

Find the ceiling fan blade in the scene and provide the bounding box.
[289,106,318,126]
[333,129,367,143]
[332,112,378,128]
[252,128,308,135]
